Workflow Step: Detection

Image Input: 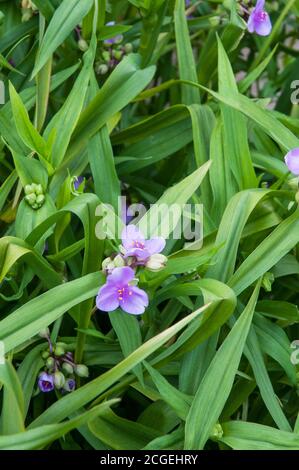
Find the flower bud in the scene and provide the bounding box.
[74,364,89,378]
[35,184,43,195]
[114,254,125,268]
[62,362,74,375]
[38,327,50,339]
[145,254,167,272]
[25,193,37,205]
[124,43,133,54]
[96,64,109,75]
[78,38,89,52]
[102,51,111,63]
[54,345,65,357]
[102,257,112,270]
[24,184,33,195]
[210,423,223,440]
[63,378,76,392]
[113,49,123,61]
[41,350,50,360]
[36,194,45,206]
[46,357,55,369]
[54,371,66,389]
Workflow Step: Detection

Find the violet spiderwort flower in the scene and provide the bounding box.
[247,0,272,36]
[64,378,76,393]
[38,372,54,393]
[285,148,299,175]
[97,266,149,315]
[74,176,84,191]
[121,225,166,261]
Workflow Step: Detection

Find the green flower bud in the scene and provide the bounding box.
[30,183,38,192]
[62,362,74,375]
[54,345,65,357]
[114,254,125,268]
[74,364,89,378]
[38,327,50,339]
[96,63,109,75]
[41,350,50,360]
[113,49,123,61]
[25,193,37,205]
[102,51,111,63]
[210,423,223,440]
[78,38,89,52]
[24,184,33,195]
[36,194,45,206]
[46,357,55,369]
[35,184,43,195]
[145,254,167,272]
[53,371,66,389]
[124,43,133,54]
[32,203,39,210]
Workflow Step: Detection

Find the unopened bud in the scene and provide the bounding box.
[102,51,111,63]
[62,362,74,375]
[54,371,66,389]
[96,64,109,75]
[145,254,167,272]
[24,184,33,195]
[38,327,50,339]
[64,378,76,392]
[114,254,125,268]
[210,423,223,440]
[36,194,45,206]
[25,193,36,205]
[46,357,55,369]
[124,43,133,54]
[113,49,123,61]
[35,184,43,195]
[41,350,50,360]
[78,39,89,52]
[74,364,89,378]
[54,345,65,357]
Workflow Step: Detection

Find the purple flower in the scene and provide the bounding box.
[96,266,149,315]
[64,378,76,392]
[247,0,272,36]
[285,148,299,175]
[74,176,84,191]
[121,225,165,261]
[104,21,123,45]
[38,372,54,393]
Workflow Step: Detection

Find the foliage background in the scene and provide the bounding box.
[1,0,299,450]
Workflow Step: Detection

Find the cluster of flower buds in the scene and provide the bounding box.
[96,225,167,315]
[21,0,38,22]
[38,328,89,394]
[95,22,133,76]
[24,183,45,210]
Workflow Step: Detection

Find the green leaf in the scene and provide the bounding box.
[32,0,94,77]
[184,281,261,450]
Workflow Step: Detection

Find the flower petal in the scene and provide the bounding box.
[96,284,119,312]
[120,286,149,315]
[124,247,150,260]
[254,13,272,36]
[285,148,299,175]
[255,0,265,12]
[122,224,145,250]
[106,266,135,286]
[145,237,166,255]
